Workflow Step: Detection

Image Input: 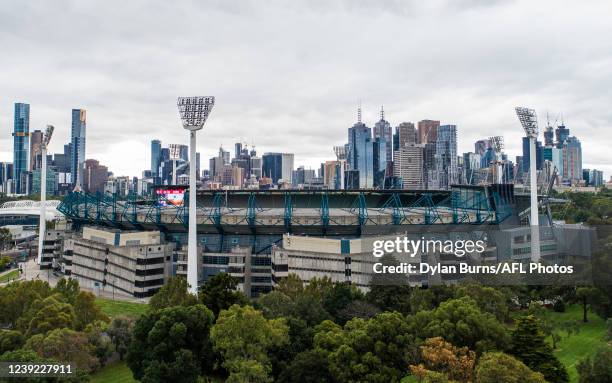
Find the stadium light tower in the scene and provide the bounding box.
[177,96,215,294]
[37,125,54,265]
[515,107,540,262]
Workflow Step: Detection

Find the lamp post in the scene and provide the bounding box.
[515,107,540,262]
[177,96,215,294]
[37,125,54,266]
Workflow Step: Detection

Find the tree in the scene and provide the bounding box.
[510,315,569,383]
[454,283,510,322]
[199,273,248,317]
[211,305,289,383]
[85,321,114,368]
[0,280,52,327]
[74,291,108,330]
[107,315,135,360]
[149,276,198,311]
[0,329,24,355]
[54,278,81,305]
[20,295,75,336]
[366,285,412,314]
[277,350,332,383]
[575,287,602,323]
[475,352,546,383]
[0,255,11,270]
[576,344,612,383]
[322,282,364,323]
[25,328,99,373]
[0,227,12,250]
[415,297,510,353]
[409,337,476,383]
[275,273,304,300]
[314,312,419,383]
[126,304,215,383]
[336,300,380,324]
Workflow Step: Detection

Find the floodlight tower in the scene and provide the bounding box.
[515,107,540,262]
[37,125,54,265]
[177,96,215,294]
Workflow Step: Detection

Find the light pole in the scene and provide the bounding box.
[177,96,215,294]
[515,107,540,262]
[37,125,54,266]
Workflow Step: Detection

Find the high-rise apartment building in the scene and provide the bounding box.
[29,129,43,171]
[393,146,423,189]
[435,125,458,190]
[83,159,109,194]
[323,160,346,189]
[13,103,30,194]
[417,119,439,144]
[396,122,416,148]
[562,136,582,184]
[71,109,87,187]
[151,139,161,179]
[281,153,294,183]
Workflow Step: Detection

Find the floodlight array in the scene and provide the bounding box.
[177,96,215,130]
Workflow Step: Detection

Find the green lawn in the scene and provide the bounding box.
[542,305,607,383]
[96,297,149,318]
[0,269,19,283]
[90,362,137,383]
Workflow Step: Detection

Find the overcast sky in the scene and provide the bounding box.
[1,0,610,179]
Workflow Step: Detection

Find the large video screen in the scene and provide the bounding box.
[155,187,186,206]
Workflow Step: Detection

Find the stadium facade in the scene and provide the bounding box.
[52,185,523,297]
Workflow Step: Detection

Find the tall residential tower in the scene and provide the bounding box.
[13,103,30,194]
[71,109,87,188]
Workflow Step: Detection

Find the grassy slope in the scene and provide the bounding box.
[0,269,19,283]
[90,362,137,383]
[95,297,149,318]
[543,305,607,383]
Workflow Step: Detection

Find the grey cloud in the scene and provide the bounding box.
[0,0,610,179]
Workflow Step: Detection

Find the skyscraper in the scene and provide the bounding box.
[13,103,30,194]
[347,107,374,188]
[151,139,161,178]
[281,153,294,183]
[474,139,490,156]
[29,129,43,171]
[417,119,439,144]
[522,137,543,173]
[373,106,392,163]
[83,159,109,194]
[543,125,554,147]
[562,136,582,184]
[396,122,417,148]
[435,125,458,190]
[372,137,387,187]
[262,153,283,183]
[555,124,570,148]
[393,146,423,189]
[71,109,87,187]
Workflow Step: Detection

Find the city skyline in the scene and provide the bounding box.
[1,1,611,179]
